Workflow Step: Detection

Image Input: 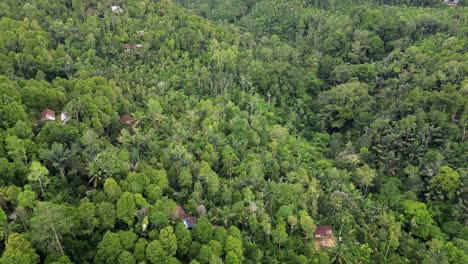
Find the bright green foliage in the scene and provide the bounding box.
[103,178,122,202]
[429,166,461,200]
[402,200,434,239]
[95,232,122,264]
[224,251,241,264]
[272,219,288,247]
[0,208,7,241]
[193,218,213,244]
[17,186,36,209]
[88,151,125,188]
[159,226,178,256]
[299,213,315,243]
[224,236,244,262]
[27,161,49,194]
[116,192,136,226]
[146,240,167,264]
[133,238,148,262]
[175,223,192,256]
[118,251,135,264]
[0,233,39,264]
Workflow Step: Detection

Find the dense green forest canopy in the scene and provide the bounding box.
[0,0,466,263]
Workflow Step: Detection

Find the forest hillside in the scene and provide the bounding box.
[0,0,466,263]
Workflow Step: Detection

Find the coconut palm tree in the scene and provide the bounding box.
[41,142,76,182]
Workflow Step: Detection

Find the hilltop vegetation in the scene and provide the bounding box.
[0,0,466,263]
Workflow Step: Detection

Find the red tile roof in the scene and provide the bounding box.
[176,205,188,219]
[120,114,134,123]
[41,109,55,122]
[315,225,333,238]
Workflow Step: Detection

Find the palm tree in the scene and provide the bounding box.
[209,206,237,228]
[87,162,103,188]
[331,243,352,264]
[41,143,75,182]
[0,219,22,241]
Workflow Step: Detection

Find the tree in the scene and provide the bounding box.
[0,208,7,241]
[299,212,315,243]
[133,238,148,262]
[29,202,73,257]
[224,236,244,262]
[118,230,137,251]
[95,232,123,264]
[198,161,220,196]
[17,185,36,209]
[116,192,136,226]
[0,233,39,264]
[97,202,116,230]
[40,142,75,182]
[27,161,49,195]
[75,199,98,236]
[196,245,213,264]
[175,222,192,256]
[5,136,28,165]
[317,82,374,131]
[103,178,122,202]
[272,219,288,247]
[88,151,125,188]
[159,226,177,256]
[118,251,135,264]
[429,166,461,200]
[355,164,376,195]
[146,240,167,264]
[287,215,298,236]
[193,217,213,244]
[402,200,433,239]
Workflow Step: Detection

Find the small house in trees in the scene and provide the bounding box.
[85,7,96,14]
[41,109,55,122]
[176,205,197,229]
[183,216,197,230]
[176,205,188,218]
[111,6,123,13]
[444,0,459,5]
[60,111,69,123]
[124,44,142,51]
[314,225,336,250]
[137,30,145,35]
[120,114,134,124]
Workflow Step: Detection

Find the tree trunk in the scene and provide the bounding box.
[39,178,44,195]
[384,235,392,259]
[52,224,64,256]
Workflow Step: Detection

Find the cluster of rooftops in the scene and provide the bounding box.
[175,205,336,249]
[85,5,143,51]
[41,109,134,124]
[42,107,337,248]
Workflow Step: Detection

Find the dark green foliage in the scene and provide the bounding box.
[0,0,465,263]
